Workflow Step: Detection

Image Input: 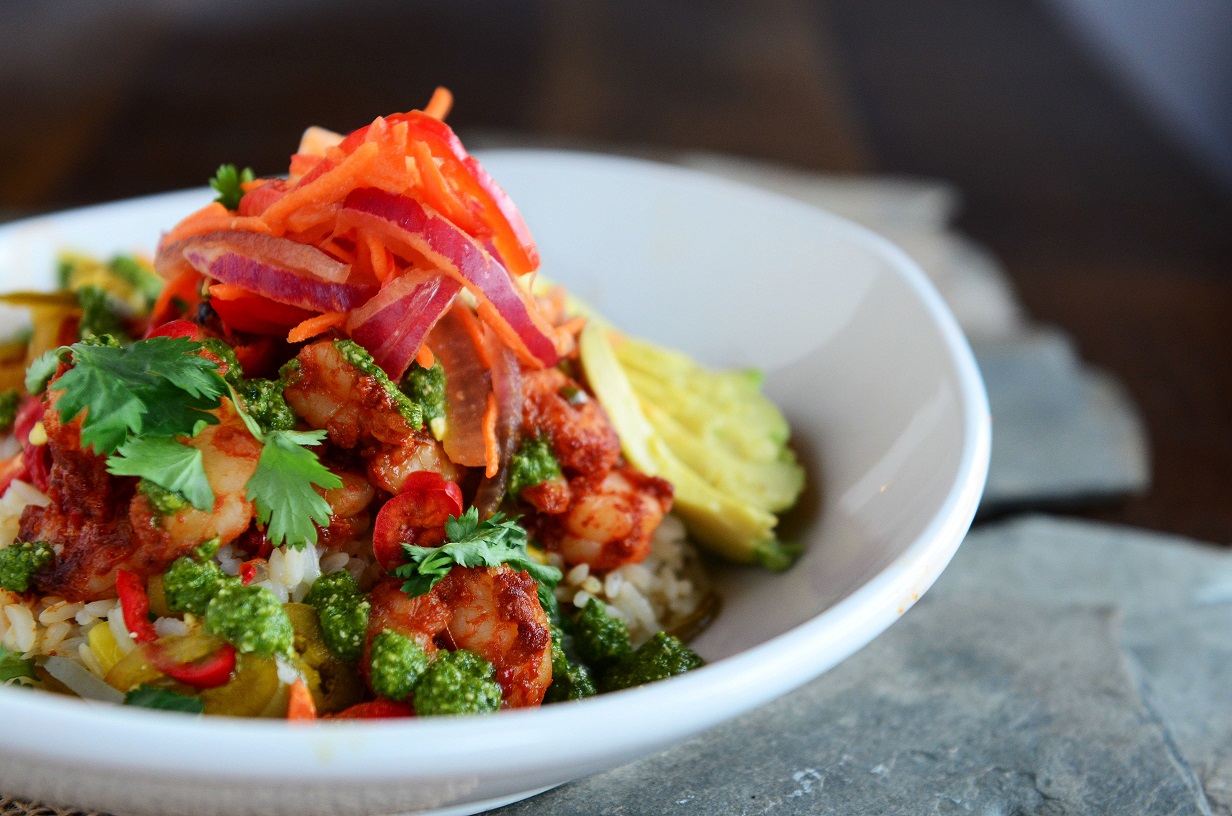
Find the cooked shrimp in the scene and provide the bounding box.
[317,470,377,548]
[129,405,264,556]
[532,465,673,573]
[366,437,462,495]
[285,340,461,493]
[283,340,418,448]
[20,402,135,600]
[522,368,620,478]
[22,400,262,601]
[366,566,553,708]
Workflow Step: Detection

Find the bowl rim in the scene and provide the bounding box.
[0,148,991,782]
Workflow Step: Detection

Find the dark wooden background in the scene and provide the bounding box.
[3,0,1230,542]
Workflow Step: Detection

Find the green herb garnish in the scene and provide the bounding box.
[123,685,205,714]
[0,645,38,687]
[209,164,255,211]
[394,509,562,599]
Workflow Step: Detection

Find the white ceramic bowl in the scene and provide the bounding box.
[0,151,989,816]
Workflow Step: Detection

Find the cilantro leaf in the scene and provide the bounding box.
[394,509,562,598]
[123,684,204,714]
[25,349,65,395]
[0,645,37,686]
[247,429,342,550]
[209,164,255,211]
[107,436,215,512]
[51,337,227,455]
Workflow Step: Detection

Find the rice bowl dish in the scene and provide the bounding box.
[0,121,988,816]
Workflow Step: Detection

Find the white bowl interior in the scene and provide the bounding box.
[0,151,989,816]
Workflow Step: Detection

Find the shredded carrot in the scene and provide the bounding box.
[411,141,483,234]
[482,392,499,478]
[423,86,454,121]
[286,312,345,344]
[415,344,435,369]
[286,678,317,721]
[161,202,275,244]
[364,232,392,283]
[260,141,381,231]
[208,284,250,301]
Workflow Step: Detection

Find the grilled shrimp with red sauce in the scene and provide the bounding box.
[518,368,673,572]
[365,566,553,708]
[21,400,262,601]
[284,340,462,492]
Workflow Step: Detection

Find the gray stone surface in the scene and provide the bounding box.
[936,515,1232,814]
[973,331,1151,510]
[497,595,1208,815]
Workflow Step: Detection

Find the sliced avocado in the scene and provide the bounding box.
[640,399,804,514]
[579,323,782,564]
[620,359,790,462]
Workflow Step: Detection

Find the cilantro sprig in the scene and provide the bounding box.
[230,386,342,550]
[32,336,340,550]
[0,645,38,688]
[123,684,204,714]
[52,337,227,455]
[209,164,255,211]
[394,509,563,611]
[108,436,215,511]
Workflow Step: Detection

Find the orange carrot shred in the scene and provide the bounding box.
[415,344,435,369]
[287,312,345,344]
[411,141,482,233]
[423,86,454,121]
[208,283,250,301]
[161,203,275,244]
[482,392,499,478]
[287,678,317,721]
[260,141,380,232]
[365,232,391,283]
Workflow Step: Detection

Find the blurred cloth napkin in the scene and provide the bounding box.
[676,152,1150,512]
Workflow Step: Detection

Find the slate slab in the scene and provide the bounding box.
[497,596,1207,816]
[973,330,1150,511]
[935,515,1232,814]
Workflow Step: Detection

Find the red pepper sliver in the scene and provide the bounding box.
[328,699,415,720]
[239,560,259,586]
[114,569,158,644]
[146,643,237,689]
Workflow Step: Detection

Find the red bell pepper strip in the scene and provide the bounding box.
[147,643,237,689]
[115,569,159,644]
[13,397,50,493]
[328,699,415,720]
[239,560,260,586]
[371,471,464,570]
[211,292,317,336]
[287,678,318,721]
[115,568,238,688]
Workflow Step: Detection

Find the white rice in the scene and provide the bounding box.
[551,513,710,645]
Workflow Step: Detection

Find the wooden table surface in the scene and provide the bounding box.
[3,1,1230,543]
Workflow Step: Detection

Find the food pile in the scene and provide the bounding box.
[0,89,803,718]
